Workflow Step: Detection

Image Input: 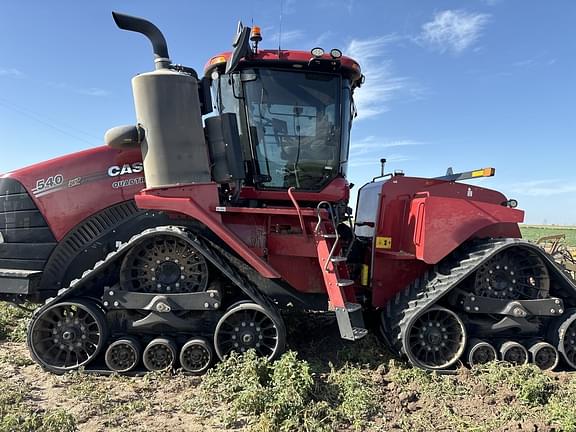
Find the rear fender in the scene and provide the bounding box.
[410,195,524,264]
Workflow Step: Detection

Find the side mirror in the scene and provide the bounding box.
[225,24,251,74]
[104,125,144,149]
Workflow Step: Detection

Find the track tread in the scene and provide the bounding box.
[381,238,576,368]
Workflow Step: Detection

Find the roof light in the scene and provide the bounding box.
[209,55,227,66]
[311,47,324,58]
[471,167,496,178]
[250,26,262,43]
[330,48,342,59]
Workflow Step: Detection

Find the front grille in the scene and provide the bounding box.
[0,178,56,270]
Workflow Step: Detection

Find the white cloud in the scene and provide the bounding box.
[313,31,334,48]
[346,0,355,14]
[0,68,24,77]
[419,10,490,54]
[349,154,410,168]
[345,35,416,119]
[47,81,109,97]
[506,179,576,197]
[351,136,423,154]
[348,136,422,167]
[269,29,305,48]
[76,87,110,97]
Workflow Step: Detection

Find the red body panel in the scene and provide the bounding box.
[368,176,523,307]
[1,144,524,310]
[2,146,143,240]
[205,50,362,81]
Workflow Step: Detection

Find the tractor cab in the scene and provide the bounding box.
[204,27,363,194]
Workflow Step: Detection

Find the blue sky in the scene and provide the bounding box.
[1,1,575,224]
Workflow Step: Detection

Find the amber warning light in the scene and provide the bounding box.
[251,26,262,43]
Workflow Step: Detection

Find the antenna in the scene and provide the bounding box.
[278,0,284,54]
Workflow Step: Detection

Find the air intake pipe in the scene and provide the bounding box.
[110,12,211,188]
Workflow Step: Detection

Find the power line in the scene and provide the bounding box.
[0,97,101,146]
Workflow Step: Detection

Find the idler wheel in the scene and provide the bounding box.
[105,337,141,373]
[143,338,177,371]
[180,338,213,374]
[551,310,576,370]
[529,342,559,371]
[500,341,528,365]
[403,306,467,370]
[214,302,286,361]
[467,339,497,367]
[28,300,108,373]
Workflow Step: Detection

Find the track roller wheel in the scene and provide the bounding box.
[105,337,141,373]
[143,338,177,371]
[28,300,108,373]
[529,342,559,371]
[214,302,286,361]
[551,310,576,370]
[180,338,213,374]
[467,339,497,367]
[500,341,528,365]
[403,306,467,371]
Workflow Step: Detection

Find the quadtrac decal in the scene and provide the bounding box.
[111,176,145,189]
[31,162,144,197]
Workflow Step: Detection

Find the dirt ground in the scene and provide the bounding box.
[1,312,575,432]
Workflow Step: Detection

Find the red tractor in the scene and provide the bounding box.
[1,12,575,374]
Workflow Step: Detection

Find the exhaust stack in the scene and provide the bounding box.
[110,12,211,188]
[112,12,171,70]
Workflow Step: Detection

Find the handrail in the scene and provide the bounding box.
[287,187,307,238]
[315,201,340,271]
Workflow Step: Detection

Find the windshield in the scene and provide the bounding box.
[242,69,342,190]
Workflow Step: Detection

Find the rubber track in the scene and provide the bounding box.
[31,225,282,325]
[381,238,576,367]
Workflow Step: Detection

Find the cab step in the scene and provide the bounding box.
[335,302,367,341]
[331,256,347,263]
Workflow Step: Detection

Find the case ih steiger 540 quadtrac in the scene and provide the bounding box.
[1,12,575,375]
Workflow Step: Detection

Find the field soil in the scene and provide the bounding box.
[1,311,576,432]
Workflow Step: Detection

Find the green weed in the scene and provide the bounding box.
[0,303,32,342]
[0,379,76,432]
[195,350,379,432]
[474,362,555,406]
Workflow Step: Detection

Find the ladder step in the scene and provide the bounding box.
[321,233,337,239]
[337,279,354,287]
[352,327,369,340]
[331,256,347,263]
[344,302,362,313]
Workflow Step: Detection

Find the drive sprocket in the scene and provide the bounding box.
[120,235,209,293]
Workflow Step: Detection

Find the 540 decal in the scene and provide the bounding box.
[34,174,64,193]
